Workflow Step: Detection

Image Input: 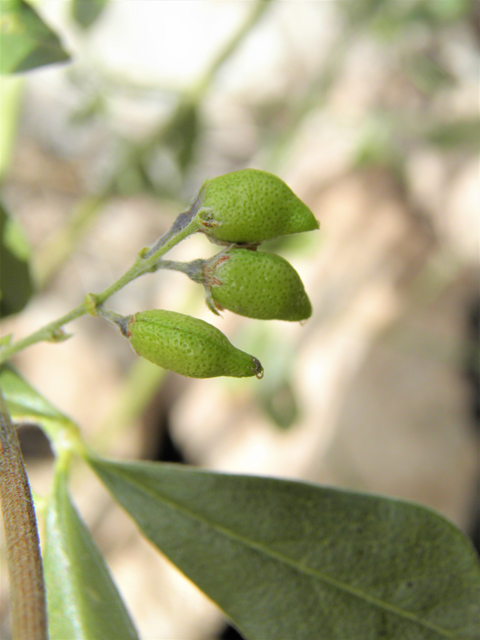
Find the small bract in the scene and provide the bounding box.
[193,169,318,244]
[202,248,312,321]
[127,309,263,379]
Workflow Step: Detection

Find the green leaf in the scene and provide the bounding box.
[0,202,33,318]
[44,466,139,640]
[0,363,70,428]
[0,0,70,74]
[88,459,480,640]
[71,0,109,30]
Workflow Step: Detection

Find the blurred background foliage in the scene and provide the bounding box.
[1,1,479,638]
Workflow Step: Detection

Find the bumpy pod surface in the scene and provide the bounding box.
[204,248,312,321]
[127,310,263,379]
[195,169,318,244]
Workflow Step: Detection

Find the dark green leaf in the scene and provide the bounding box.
[0,202,33,318]
[89,459,480,640]
[71,0,109,30]
[0,0,70,74]
[44,466,139,640]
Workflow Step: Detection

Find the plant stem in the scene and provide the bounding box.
[0,218,201,365]
[153,258,205,283]
[94,216,200,305]
[0,304,85,365]
[0,388,47,640]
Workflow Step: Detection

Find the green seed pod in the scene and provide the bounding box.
[200,248,312,321]
[127,309,263,379]
[193,169,319,244]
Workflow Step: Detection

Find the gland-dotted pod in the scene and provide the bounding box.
[202,248,312,321]
[193,169,319,244]
[127,309,263,379]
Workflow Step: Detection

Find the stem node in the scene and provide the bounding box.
[84,293,99,316]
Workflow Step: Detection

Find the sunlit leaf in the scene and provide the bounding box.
[44,466,139,640]
[71,0,109,30]
[0,202,33,318]
[89,459,480,640]
[0,364,69,428]
[0,76,23,178]
[0,0,70,74]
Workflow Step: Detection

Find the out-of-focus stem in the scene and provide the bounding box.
[35,195,108,290]
[191,0,274,100]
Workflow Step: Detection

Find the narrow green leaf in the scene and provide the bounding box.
[89,459,480,640]
[71,0,109,30]
[44,466,139,640]
[0,202,33,317]
[0,0,70,74]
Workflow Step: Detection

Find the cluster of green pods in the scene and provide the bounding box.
[125,169,318,378]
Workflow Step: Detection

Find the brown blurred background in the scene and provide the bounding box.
[1,1,479,638]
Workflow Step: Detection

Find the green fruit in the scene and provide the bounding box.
[193,169,319,244]
[127,309,263,379]
[202,248,312,321]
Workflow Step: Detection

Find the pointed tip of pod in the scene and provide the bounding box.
[290,294,313,324]
[252,357,264,379]
[293,292,313,322]
[286,197,319,235]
